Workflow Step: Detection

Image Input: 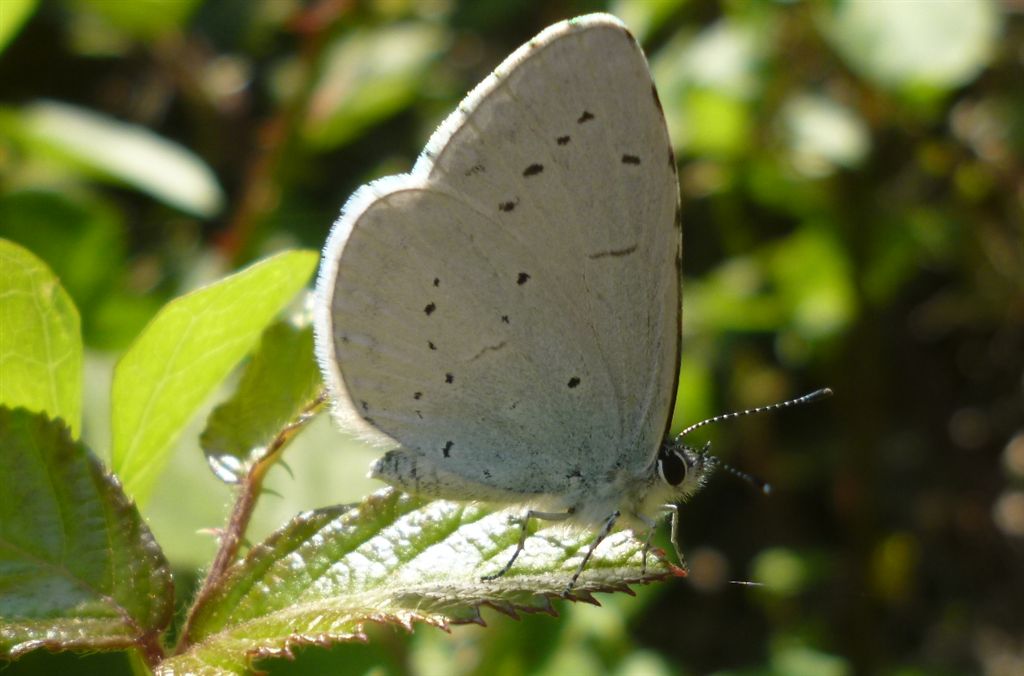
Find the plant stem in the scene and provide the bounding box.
[175,392,326,652]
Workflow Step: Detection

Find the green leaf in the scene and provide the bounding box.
[303,23,448,150]
[201,320,323,483]
[17,100,225,217]
[0,239,83,436]
[166,490,677,674]
[0,407,173,659]
[111,250,319,504]
[0,0,37,54]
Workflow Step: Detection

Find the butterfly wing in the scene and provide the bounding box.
[315,14,680,497]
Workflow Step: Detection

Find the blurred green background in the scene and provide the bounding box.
[2,0,1022,674]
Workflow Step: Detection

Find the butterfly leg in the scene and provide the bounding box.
[669,503,688,570]
[565,510,621,594]
[481,509,573,582]
[637,513,658,575]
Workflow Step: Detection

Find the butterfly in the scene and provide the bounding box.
[314,13,830,592]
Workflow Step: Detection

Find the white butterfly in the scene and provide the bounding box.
[314,13,827,591]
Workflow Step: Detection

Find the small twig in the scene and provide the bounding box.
[175,392,327,652]
[137,629,168,671]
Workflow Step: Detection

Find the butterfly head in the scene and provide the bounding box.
[656,438,716,500]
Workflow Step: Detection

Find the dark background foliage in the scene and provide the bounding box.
[1,0,1022,674]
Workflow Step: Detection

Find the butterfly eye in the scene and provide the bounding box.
[657,448,687,486]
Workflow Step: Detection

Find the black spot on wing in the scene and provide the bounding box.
[360,400,369,411]
[428,340,437,351]
[445,373,454,384]
[433,277,440,287]
[557,135,570,145]
[464,164,485,176]
[622,154,641,165]
[523,163,543,177]
[588,244,638,259]
[567,377,580,388]
[577,110,594,123]
[413,391,422,400]
[443,441,453,458]
[501,315,509,324]
[499,199,518,212]
[424,302,436,316]
[517,272,530,285]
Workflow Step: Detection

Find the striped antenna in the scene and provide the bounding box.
[677,388,833,439]
[681,388,833,496]
[719,461,773,495]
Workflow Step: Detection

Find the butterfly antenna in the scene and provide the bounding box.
[678,388,833,438]
[684,388,833,495]
[721,461,773,495]
[699,442,772,494]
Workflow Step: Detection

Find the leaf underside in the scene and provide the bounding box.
[166,489,682,674]
[201,321,323,483]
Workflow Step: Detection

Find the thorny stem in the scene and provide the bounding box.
[175,392,327,653]
[136,631,167,672]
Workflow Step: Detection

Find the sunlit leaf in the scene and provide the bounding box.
[19,100,224,217]
[112,250,319,504]
[303,23,449,149]
[201,320,323,483]
[0,239,82,436]
[166,489,679,675]
[0,408,173,658]
[0,0,36,54]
